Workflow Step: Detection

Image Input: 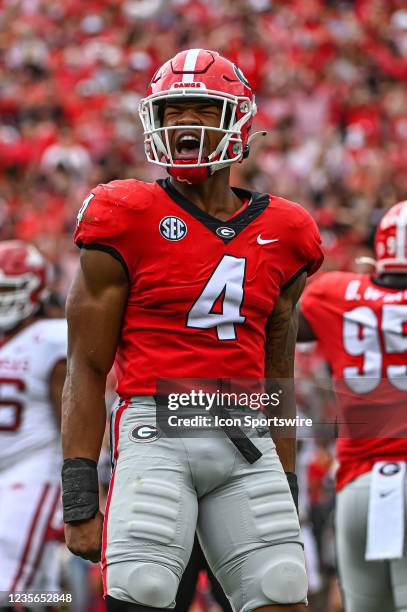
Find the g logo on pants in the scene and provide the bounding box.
[129,424,160,443]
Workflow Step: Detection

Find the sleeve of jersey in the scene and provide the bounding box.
[280,212,324,290]
[39,319,68,378]
[74,185,135,280]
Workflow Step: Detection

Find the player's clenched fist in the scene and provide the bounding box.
[64,511,104,563]
[62,458,103,563]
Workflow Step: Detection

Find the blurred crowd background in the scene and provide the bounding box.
[1,0,406,610]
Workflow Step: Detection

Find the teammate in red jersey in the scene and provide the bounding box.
[61,49,323,612]
[299,201,407,612]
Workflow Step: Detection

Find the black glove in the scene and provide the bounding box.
[285,471,299,514]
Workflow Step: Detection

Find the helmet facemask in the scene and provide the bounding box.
[0,272,42,333]
[139,89,256,182]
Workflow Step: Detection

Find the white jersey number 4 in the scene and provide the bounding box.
[187,255,246,341]
[77,193,95,226]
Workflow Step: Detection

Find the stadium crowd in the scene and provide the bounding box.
[0,0,406,610]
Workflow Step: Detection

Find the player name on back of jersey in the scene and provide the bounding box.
[0,357,29,372]
[345,280,407,303]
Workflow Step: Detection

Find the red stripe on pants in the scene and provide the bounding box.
[26,485,61,588]
[101,400,130,595]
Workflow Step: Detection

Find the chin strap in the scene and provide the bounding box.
[168,162,211,185]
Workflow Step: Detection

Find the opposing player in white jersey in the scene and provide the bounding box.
[0,241,67,599]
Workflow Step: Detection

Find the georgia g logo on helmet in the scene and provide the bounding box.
[138,49,260,185]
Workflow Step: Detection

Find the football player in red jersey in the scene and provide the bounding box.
[61,49,323,612]
[298,201,407,612]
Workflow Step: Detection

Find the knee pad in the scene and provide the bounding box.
[260,559,308,605]
[127,563,178,608]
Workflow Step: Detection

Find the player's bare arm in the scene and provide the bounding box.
[49,358,67,427]
[265,273,307,481]
[62,249,128,562]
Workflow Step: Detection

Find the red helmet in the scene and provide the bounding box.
[0,241,50,332]
[374,201,407,274]
[138,49,257,184]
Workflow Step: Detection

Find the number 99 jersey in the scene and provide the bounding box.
[0,319,67,475]
[301,271,407,491]
[74,178,323,396]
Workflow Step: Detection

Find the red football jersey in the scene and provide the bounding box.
[301,271,407,491]
[75,178,323,396]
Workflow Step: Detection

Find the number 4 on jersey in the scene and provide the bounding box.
[77,193,95,226]
[187,255,246,341]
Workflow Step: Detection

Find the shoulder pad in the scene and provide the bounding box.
[91,179,157,212]
[267,195,317,229]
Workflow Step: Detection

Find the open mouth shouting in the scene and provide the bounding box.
[174,130,208,160]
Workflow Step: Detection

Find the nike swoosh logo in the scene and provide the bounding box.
[257,235,279,245]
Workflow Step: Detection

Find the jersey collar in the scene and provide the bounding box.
[156,178,269,244]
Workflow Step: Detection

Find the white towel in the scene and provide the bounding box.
[366,461,406,560]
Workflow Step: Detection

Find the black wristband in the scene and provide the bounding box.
[62,458,99,524]
[285,471,299,514]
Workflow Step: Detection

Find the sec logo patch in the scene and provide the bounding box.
[160,216,187,241]
[129,424,160,443]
